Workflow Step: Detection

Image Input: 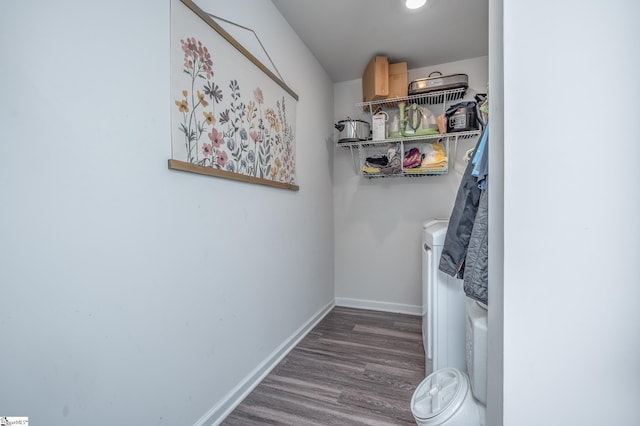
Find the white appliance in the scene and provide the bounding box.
[421,220,467,375]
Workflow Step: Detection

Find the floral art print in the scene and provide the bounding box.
[171,1,297,187]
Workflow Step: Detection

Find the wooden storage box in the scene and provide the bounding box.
[362,56,389,102]
[388,62,408,99]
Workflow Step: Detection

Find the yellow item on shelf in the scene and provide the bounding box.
[362,166,381,174]
[421,142,447,169]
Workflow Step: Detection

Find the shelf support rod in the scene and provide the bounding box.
[349,146,359,173]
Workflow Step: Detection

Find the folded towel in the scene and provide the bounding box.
[419,162,448,171]
[405,168,448,174]
[420,142,447,167]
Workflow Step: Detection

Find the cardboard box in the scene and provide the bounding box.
[388,62,408,99]
[362,56,389,102]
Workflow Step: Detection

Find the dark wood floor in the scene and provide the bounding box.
[222,306,425,425]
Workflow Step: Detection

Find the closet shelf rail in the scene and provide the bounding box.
[356,87,467,110]
[336,130,480,148]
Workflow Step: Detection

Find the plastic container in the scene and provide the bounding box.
[411,368,481,426]
[466,299,488,405]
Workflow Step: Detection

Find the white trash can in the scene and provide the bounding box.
[411,368,482,426]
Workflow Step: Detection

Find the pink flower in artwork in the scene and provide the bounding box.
[181,37,197,55]
[180,37,213,78]
[253,87,264,104]
[187,37,197,51]
[208,128,225,148]
[250,130,260,143]
[202,143,212,157]
[216,151,228,168]
[199,42,213,80]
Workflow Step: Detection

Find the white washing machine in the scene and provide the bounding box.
[422,220,468,375]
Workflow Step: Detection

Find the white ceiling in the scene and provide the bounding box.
[271,0,489,83]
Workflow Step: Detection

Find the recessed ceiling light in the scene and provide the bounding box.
[405,0,427,9]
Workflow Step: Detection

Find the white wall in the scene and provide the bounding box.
[498,0,640,424]
[0,1,335,425]
[333,57,488,313]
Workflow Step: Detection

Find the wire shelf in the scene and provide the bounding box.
[356,87,467,110]
[337,86,482,178]
[336,129,480,148]
[363,171,449,179]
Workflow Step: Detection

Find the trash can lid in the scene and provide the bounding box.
[411,368,468,421]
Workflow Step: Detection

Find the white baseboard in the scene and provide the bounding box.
[335,297,422,316]
[193,300,335,426]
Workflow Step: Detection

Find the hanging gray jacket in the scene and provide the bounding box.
[463,189,488,304]
[438,142,482,279]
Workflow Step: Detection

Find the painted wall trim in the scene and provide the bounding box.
[193,300,335,426]
[335,297,421,316]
